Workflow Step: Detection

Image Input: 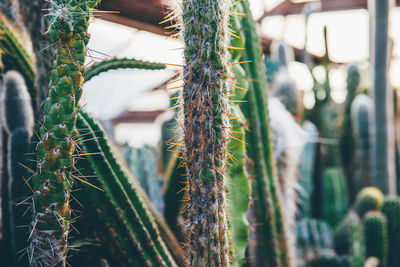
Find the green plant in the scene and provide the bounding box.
[370,0,396,194]
[349,214,365,267]
[307,249,350,267]
[75,111,181,266]
[334,211,360,254]
[381,197,400,267]
[84,58,166,82]
[321,167,348,227]
[0,71,34,266]
[364,211,388,267]
[178,0,233,264]
[354,187,384,217]
[351,94,373,193]
[29,1,100,265]
[239,0,290,265]
[339,64,360,201]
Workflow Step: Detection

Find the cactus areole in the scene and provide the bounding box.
[180,0,231,265]
[30,0,100,266]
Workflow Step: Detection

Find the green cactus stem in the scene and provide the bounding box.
[0,12,36,92]
[29,1,100,266]
[349,214,365,267]
[179,0,232,264]
[321,167,348,227]
[370,0,396,194]
[84,58,166,82]
[381,197,400,267]
[0,71,34,266]
[351,94,373,193]
[364,211,388,267]
[239,0,290,265]
[339,64,360,201]
[77,111,179,266]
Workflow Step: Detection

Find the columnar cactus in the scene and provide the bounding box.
[351,94,373,193]
[364,211,388,267]
[0,71,35,265]
[381,197,400,267]
[179,0,231,264]
[30,1,100,266]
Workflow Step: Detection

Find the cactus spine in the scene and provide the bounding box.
[364,211,388,267]
[30,1,100,265]
[381,197,400,267]
[179,0,231,264]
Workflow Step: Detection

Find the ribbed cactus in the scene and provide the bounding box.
[239,0,290,265]
[308,249,350,267]
[364,211,388,267]
[370,0,396,194]
[0,71,34,266]
[75,111,180,266]
[84,58,166,82]
[334,211,360,254]
[339,64,360,201]
[178,0,231,264]
[30,1,100,265]
[321,167,348,227]
[298,121,318,218]
[351,94,373,193]
[354,187,384,217]
[349,214,365,267]
[296,218,334,263]
[381,197,400,267]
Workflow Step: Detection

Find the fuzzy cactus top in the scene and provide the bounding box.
[180,0,231,265]
[30,1,100,266]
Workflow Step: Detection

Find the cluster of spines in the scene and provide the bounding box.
[29,1,100,265]
[364,211,388,267]
[84,58,166,82]
[177,0,232,264]
[75,112,179,266]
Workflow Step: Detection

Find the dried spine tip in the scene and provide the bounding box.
[30,1,100,266]
[180,0,231,265]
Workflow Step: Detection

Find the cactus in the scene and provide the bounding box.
[307,249,350,267]
[0,71,34,266]
[178,0,232,264]
[124,146,164,212]
[333,211,360,254]
[349,214,365,267]
[351,94,373,193]
[364,211,388,267]
[296,218,334,263]
[29,1,101,265]
[75,111,180,266]
[298,121,318,218]
[381,197,400,267]
[84,58,166,82]
[354,187,384,217]
[339,64,360,201]
[321,167,348,227]
[239,0,290,265]
[370,0,396,194]
[0,12,36,91]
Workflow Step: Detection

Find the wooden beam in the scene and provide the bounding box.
[268,0,367,16]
